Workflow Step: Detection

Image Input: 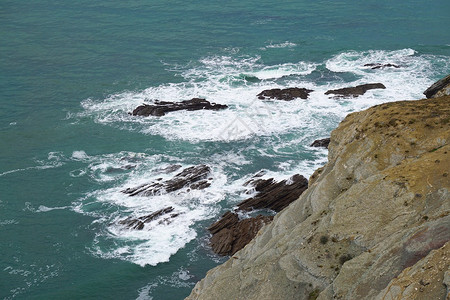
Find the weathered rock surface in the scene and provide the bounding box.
[208,212,273,256]
[239,174,308,212]
[364,63,400,69]
[122,164,211,196]
[131,98,228,117]
[423,74,450,98]
[325,83,386,98]
[310,138,330,149]
[187,96,450,300]
[257,87,313,100]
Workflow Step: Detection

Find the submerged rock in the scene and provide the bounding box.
[423,74,450,98]
[187,96,450,300]
[208,212,273,256]
[131,98,228,117]
[122,164,211,196]
[364,63,400,69]
[325,83,386,98]
[257,87,313,100]
[310,137,330,149]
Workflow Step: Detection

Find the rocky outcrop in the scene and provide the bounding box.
[423,74,450,98]
[208,174,308,256]
[325,83,386,98]
[119,206,178,230]
[364,63,400,69]
[208,212,273,256]
[238,174,308,212]
[187,96,450,300]
[122,164,211,196]
[257,87,313,100]
[310,138,330,149]
[131,98,228,116]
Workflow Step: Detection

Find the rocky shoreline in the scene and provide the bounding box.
[186,76,450,299]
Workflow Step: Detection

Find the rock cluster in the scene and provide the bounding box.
[257,87,313,100]
[325,83,386,98]
[131,98,228,117]
[208,174,308,256]
[187,94,450,300]
[118,165,211,230]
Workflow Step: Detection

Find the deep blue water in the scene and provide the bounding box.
[1,1,449,299]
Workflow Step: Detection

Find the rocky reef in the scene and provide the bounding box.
[187,92,450,299]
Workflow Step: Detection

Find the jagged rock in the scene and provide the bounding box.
[423,74,450,98]
[325,83,386,98]
[131,98,228,117]
[310,138,330,149]
[238,174,308,212]
[364,63,400,69]
[208,212,273,256]
[122,165,211,196]
[118,206,175,230]
[187,96,450,300]
[257,87,313,100]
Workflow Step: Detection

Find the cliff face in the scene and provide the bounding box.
[187,96,450,300]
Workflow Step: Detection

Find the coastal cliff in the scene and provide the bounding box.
[187,95,450,299]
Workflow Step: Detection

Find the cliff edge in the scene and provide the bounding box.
[187,95,450,300]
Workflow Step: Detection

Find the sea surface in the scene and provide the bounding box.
[1,1,449,299]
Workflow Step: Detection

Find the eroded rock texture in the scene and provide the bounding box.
[187,95,450,300]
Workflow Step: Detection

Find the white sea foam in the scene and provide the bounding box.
[79,49,449,143]
[263,41,297,49]
[74,48,450,267]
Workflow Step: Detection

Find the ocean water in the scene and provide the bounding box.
[1,1,449,299]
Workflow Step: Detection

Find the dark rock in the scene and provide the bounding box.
[118,206,175,230]
[208,212,273,256]
[131,98,228,117]
[238,174,309,212]
[122,165,211,196]
[208,173,309,256]
[364,63,400,70]
[423,74,450,98]
[310,138,330,149]
[257,87,313,101]
[325,83,386,98]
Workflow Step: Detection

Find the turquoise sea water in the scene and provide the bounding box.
[1,1,449,299]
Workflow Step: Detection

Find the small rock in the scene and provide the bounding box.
[325,83,386,98]
[310,138,330,149]
[131,98,228,117]
[364,63,400,70]
[122,165,211,196]
[118,207,175,230]
[257,87,313,101]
